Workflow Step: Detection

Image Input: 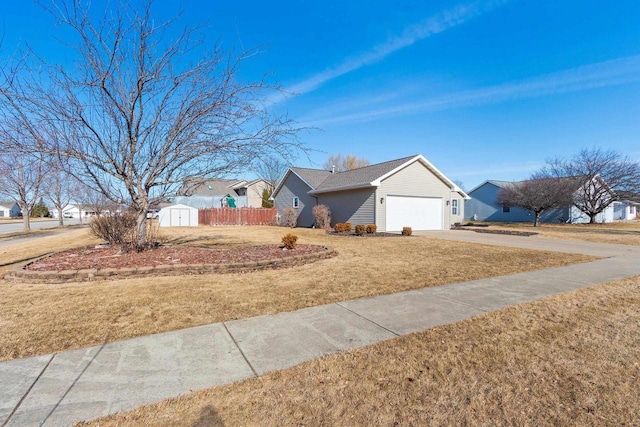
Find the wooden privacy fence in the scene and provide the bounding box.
[199,207,277,226]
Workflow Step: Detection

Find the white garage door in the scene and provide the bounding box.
[386,196,443,231]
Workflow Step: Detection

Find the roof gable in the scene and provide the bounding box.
[273,154,468,199]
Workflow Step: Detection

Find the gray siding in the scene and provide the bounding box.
[465,182,569,223]
[376,161,454,231]
[274,173,317,227]
[318,188,375,226]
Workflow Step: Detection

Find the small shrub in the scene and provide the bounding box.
[89,211,137,247]
[281,207,298,228]
[312,204,332,229]
[334,222,346,233]
[354,224,366,235]
[344,222,352,232]
[365,224,377,234]
[466,222,475,226]
[281,233,298,249]
[401,226,413,236]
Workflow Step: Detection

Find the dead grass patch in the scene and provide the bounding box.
[88,276,640,426]
[0,229,100,274]
[0,226,595,361]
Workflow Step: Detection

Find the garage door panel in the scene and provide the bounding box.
[386,196,443,231]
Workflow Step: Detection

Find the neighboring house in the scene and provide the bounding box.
[174,178,269,209]
[613,201,638,220]
[51,204,102,219]
[0,201,21,218]
[612,192,640,220]
[464,179,616,223]
[272,154,468,231]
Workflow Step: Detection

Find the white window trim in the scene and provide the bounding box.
[451,199,458,215]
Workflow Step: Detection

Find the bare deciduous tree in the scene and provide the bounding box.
[546,148,640,223]
[43,159,80,226]
[254,156,289,191]
[497,173,575,227]
[323,154,370,172]
[0,0,304,250]
[0,151,47,231]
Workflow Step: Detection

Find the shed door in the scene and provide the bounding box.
[386,196,443,231]
[170,208,191,226]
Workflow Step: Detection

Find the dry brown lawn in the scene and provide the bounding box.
[0,226,595,361]
[88,275,640,427]
[477,220,640,245]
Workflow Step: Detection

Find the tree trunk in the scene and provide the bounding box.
[135,209,148,251]
[58,208,64,226]
[21,207,31,231]
[533,211,540,227]
[589,213,597,224]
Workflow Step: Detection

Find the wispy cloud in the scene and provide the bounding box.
[303,55,640,126]
[282,0,507,98]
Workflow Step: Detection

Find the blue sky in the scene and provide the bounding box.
[3,1,640,190]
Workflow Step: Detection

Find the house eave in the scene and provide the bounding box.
[308,183,377,195]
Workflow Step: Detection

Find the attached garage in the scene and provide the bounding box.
[276,154,469,231]
[386,195,443,231]
[158,204,198,227]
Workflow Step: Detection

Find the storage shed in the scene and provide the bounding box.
[158,204,198,227]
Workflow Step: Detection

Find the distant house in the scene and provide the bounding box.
[0,201,21,218]
[464,179,616,223]
[613,192,640,220]
[51,204,116,219]
[272,154,468,231]
[174,178,269,209]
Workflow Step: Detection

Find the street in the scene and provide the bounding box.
[0,218,83,234]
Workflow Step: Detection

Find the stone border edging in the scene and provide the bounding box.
[4,246,337,284]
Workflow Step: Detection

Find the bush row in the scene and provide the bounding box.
[334,223,378,234]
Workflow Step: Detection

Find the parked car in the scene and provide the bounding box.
[63,211,74,218]
[146,209,160,219]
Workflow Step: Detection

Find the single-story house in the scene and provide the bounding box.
[464,179,616,223]
[272,154,468,231]
[613,201,638,220]
[612,191,640,220]
[0,201,21,218]
[174,178,269,209]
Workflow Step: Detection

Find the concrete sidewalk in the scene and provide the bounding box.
[2,232,640,426]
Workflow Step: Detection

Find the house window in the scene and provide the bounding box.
[451,199,458,215]
[631,206,636,215]
[293,197,300,208]
[502,206,511,213]
[0,211,4,217]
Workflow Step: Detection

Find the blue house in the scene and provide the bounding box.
[464,180,615,223]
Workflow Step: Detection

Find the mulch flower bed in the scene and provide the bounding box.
[26,244,328,272]
[325,231,404,237]
[452,227,538,237]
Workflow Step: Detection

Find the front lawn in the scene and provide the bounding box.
[0,226,595,361]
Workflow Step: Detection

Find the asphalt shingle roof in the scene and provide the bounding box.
[290,167,332,189]
[178,179,240,196]
[313,155,417,192]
